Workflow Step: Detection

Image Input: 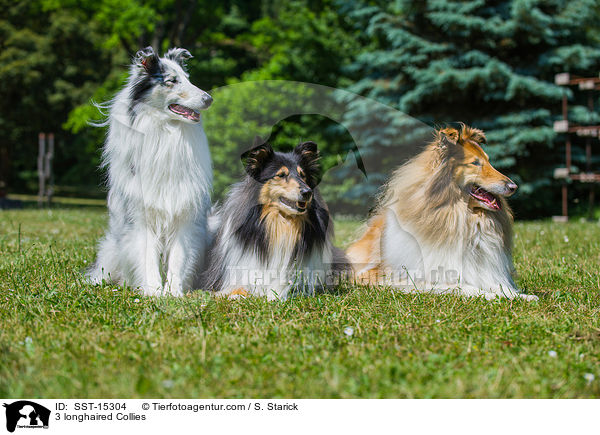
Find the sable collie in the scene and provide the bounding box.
[347,124,537,300]
[87,47,213,296]
[202,140,347,300]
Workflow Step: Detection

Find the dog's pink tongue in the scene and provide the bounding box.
[169,104,199,120]
[472,187,500,209]
[479,190,494,202]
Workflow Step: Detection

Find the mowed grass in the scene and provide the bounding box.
[1,207,599,398]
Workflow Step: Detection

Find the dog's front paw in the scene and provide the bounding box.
[228,287,250,300]
[516,293,539,301]
[164,280,184,297]
[140,285,165,297]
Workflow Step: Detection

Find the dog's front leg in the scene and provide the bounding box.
[165,227,202,296]
[165,239,185,297]
[134,228,164,296]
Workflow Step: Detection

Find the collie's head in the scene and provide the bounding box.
[428,124,517,212]
[127,47,212,122]
[242,139,321,218]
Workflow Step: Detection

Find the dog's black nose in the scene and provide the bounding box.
[203,93,213,107]
[505,182,518,195]
[300,187,312,201]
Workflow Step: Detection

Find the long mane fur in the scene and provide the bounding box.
[357,124,518,295]
[202,152,341,300]
[87,47,212,294]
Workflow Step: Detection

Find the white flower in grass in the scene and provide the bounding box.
[162,379,175,389]
[24,337,32,344]
[548,350,557,358]
[584,373,595,383]
[436,319,441,323]
[564,236,569,243]
[133,298,140,303]
[112,288,118,292]
[343,327,354,337]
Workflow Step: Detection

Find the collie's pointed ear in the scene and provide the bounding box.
[242,142,274,178]
[165,48,193,71]
[460,124,487,145]
[135,47,160,76]
[294,141,318,158]
[294,141,321,187]
[438,127,459,151]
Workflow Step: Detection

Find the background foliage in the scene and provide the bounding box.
[2,0,600,217]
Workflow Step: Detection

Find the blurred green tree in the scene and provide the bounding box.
[0,0,111,194]
[342,0,600,217]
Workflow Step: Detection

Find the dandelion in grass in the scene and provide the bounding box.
[344,327,354,337]
[548,350,557,358]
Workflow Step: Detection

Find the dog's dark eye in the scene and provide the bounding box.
[164,78,177,85]
[471,160,482,166]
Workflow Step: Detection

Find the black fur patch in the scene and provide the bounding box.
[237,143,328,260]
[202,140,332,292]
[235,201,270,264]
[293,141,321,187]
[128,47,165,119]
[293,194,330,260]
[242,141,275,179]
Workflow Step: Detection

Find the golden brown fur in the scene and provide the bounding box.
[258,165,308,252]
[347,124,537,300]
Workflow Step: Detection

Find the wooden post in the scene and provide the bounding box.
[588,94,595,220]
[562,92,569,220]
[37,132,54,207]
[38,133,46,208]
[46,133,54,205]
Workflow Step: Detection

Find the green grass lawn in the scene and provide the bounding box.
[1,207,599,398]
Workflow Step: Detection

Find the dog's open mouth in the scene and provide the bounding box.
[168,104,200,121]
[470,185,501,210]
[279,197,308,213]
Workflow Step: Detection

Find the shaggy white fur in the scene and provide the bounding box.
[87,47,213,296]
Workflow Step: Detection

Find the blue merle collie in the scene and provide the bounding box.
[203,139,348,300]
[87,47,213,296]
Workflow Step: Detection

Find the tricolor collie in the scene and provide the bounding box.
[202,140,347,300]
[87,47,213,296]
[346,124,536,300]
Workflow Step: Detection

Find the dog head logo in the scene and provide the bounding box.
[3,401,50,432]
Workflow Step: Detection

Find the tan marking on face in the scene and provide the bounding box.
[276,166,289,178]
[454,138,514,203]
[258,167,308,250]
[297,166,306,180]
